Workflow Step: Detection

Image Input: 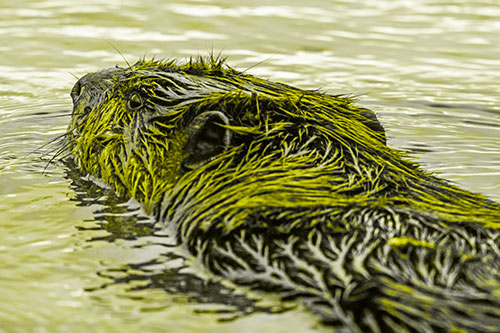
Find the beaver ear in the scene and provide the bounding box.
[182,111,231,171]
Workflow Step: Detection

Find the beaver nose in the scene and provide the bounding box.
[70,79,83,104]
[70,67,125,105]
[70,74,95,105]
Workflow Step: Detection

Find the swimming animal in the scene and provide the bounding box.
[67,56,500,332]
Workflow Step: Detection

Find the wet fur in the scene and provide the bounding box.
[67,57,500,332]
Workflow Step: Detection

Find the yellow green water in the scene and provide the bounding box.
[1,1,499,332]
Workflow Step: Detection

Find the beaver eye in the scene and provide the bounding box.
[128,93,143,110]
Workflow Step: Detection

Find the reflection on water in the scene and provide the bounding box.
[66,163,281,320]
[1,0,499,331]
[58,160,314,331]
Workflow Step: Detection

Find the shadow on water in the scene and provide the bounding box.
[63,158,295,322]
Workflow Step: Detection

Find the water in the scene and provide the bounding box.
[1,1,499,332]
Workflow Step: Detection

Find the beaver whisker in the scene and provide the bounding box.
[42,144,72,172]
[38,143,67,159]
[69,72,80,80]
[47,114,72,118]
[31,128,74,157]
[105,40,131,69]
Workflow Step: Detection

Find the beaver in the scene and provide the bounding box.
[67,56,500,332]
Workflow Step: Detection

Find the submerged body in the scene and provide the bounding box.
[68,57,500,332]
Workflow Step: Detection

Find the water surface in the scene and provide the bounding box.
[1,1,499,332]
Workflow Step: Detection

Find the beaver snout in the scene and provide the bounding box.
[70,80,83,104]
[70,67,125,106]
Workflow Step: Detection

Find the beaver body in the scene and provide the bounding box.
[68,57,500,332]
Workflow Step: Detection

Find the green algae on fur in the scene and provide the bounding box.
[67,56,500,332]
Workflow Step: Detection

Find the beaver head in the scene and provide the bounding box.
[68,57,390,213]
